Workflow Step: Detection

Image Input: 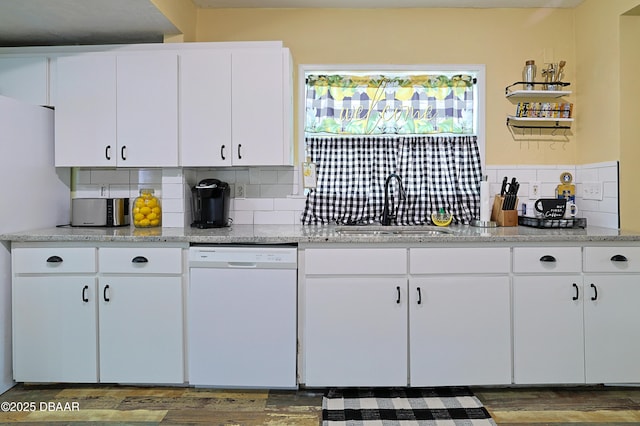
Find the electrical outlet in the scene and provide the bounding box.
[100,185,108,197]
[529,181,542,199]
[235,183,246,199]
[583,181,603,201]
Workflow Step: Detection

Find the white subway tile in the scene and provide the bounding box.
[75,169,92,184]
[230,210,254,224]
[235,169,250,183]
[161,168,184,184]
[161,183,184,199]
[260,169,279,184]
[254,210,295,225]
[161,198,184,213]
[278,168,295,184]
[132,169,162,184]
[162,212,184,228]
[260,184,292,198]
[274,197,307,211]
[108,185,130,198]
[599,165,619,182]
[249,167,261,184]
[91,169,130,185]
[234,198,274,211]
[74,184,105,198]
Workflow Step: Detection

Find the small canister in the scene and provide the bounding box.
[522,60,536,90]
[132,188,162,228]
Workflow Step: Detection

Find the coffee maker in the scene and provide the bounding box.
[191,179,231,228]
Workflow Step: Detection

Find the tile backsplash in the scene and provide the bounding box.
[74,161,619,229]
[486,161,619,229]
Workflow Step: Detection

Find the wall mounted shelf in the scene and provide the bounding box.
[505,81,571,97]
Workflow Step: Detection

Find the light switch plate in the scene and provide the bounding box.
[582,181,603,201]
[529,181,542,199]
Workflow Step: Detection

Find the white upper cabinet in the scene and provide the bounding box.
[180,50,233,167]
[55,55,117,167]
[181,47,293,167]
[116,54,178,167]
[231,48,292,166]
[0,56,49,106]
[55,53,179,167]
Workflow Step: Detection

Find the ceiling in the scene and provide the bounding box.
[0,0,584,48]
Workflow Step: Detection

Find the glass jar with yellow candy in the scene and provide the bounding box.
[132,188,161,228]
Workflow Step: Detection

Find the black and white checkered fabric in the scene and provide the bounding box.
[322,387,496,426]
[300,135,482,225]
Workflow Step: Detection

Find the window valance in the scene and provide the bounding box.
[305,74,476,135]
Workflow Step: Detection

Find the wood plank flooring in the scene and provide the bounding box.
[1,383,640,424]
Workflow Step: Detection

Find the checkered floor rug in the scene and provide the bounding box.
[322,387,496,425]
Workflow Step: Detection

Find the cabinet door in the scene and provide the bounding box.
[584,274,640,383]
[55,55,117,167]
[305,277,407,387]
[409,276,511,386]
[513,275,585,384]
[231,49,290,166]
[0,56,49,105]
[180,51,232,167]
[116,54,178,167]
[13,276,98,382]
[98,276,183,384]
[189,268,296,388]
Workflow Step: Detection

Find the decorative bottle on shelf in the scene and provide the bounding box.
[133,188,161,228]
[522,60,536,90]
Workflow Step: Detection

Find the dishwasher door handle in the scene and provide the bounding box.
[227,262,258,268]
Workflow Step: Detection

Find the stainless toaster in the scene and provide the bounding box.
[71,198,130,227]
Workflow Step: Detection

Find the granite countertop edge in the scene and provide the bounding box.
[2,224,639,244]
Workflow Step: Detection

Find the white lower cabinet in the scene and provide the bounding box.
[409,248,512,386]
[303,246,511,387]
[98,276,183,384]
[513,275,584,384]
[13,276,98,383]
[512,247,584,384]
[303,248,408,386]
[583,246,640,383]
[12,244,185,384]
[305,276,408,387]
[12,246,98,383]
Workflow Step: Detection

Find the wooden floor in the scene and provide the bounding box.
[1,383,640,424]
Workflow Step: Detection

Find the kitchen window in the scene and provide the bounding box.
[299,66,485,226]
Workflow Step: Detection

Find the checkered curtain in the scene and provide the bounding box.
[300,135,482,225]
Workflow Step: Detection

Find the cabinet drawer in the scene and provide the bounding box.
[513,247,581,273]
[99,248,182,274]
[584,247,640,273]
[305,248,406,275]
[410,247,510,274]
[12,247,96,274]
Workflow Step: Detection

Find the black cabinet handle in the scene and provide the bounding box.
[237,144,242,159]
[82,285,89,302]
[121,145,126,161]
[220,144,226,160]
[46,255,63,263]
[540,255,556,262]
[396,286,401,304]
[105,145,111,160]
[590,283,598,301]
[417,287,422,305]
[132,256,148,263]
[103,285,110,302]
[572,283,579,301]
[611,254,628,262]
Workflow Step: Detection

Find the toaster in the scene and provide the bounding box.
[71,198,130,227]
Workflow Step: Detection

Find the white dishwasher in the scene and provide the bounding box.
[188,245,297,388]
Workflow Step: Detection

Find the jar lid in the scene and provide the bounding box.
[525,60,535,65]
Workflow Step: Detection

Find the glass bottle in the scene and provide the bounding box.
[522,60,536,90]
[133,188,161,228]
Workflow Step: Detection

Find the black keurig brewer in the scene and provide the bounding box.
[191,179,231,228]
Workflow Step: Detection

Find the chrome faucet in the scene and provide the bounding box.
[381,173,407,226]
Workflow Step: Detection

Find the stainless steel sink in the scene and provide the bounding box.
[335,225,453,236]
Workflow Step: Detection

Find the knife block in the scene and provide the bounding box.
[491,195,518,227]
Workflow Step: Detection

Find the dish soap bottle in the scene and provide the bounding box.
[133,188,161,228]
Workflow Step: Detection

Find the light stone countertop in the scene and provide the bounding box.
[2,224,639,245]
